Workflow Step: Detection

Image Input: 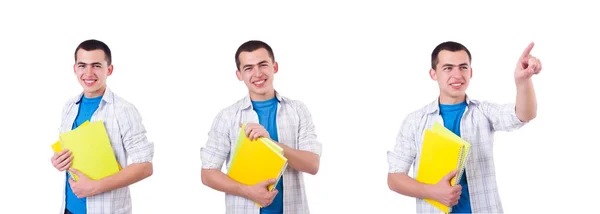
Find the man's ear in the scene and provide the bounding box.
[107,64,114,76]
[429,68,437,80]
[236,70,242,81]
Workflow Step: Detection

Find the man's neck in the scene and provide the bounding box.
[439,94,466,105]
[84,87,106,99]
[250,91,276,101]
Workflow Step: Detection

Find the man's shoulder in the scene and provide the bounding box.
[62,93,82,106]
[404,101,436,121]
[110,92,138,110]
[222,96,247,113]
[211,96,247,122]
[280,96,308,109]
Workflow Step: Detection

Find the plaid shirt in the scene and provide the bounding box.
[387,96,527,213]
[57,88,154,214]
[201,92,322,214]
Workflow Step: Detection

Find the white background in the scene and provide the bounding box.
[1,0,598,213]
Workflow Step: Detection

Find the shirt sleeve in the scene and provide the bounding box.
[478,101,527,132]
[119,104,154,164]
[200,109,232,170]
[295,101,322,157]
[387,113,418,174]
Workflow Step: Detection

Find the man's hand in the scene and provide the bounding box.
[241,123,270,140]
[51,149,72,172]
[514,42,542,85]
[68,168,101,198]
[426,170,462,207]
[243,178,279,207]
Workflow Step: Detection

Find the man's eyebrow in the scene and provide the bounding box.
[242,60,269,69]
[76,62,103,65]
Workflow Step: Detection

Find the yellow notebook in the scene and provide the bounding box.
[227,123,287,207]
[51,120,121,181]
[416,122,471,213]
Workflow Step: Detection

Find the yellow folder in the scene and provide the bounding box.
[50,120,121,181]
[416,122,471,213]
[227,123,287,207]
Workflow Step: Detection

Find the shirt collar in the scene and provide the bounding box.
[242,90,285,110]
[74,87,114,105]
[425,94,475,115]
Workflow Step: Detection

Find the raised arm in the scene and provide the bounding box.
[514,42,542,122]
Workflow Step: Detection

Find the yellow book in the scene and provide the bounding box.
[50,120,121,181]
[416,122,471,213]
[227,123,287,207]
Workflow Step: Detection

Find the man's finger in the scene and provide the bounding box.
[528,57,538,70]
[258,178,276,187]
[53,149,67,160]
[520,42,535,60]
[57,156,73,169]
[58,149,69,156]
[69,168,85,178]
[441,170,457,182]
[57,150,72,161]
[59,164,70,171]
[247,128,254,139]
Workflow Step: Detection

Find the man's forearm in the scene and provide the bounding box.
[388,173,432,199]
[515,79,537,122]
[278,143,319,175]
[201,169,249,198]
[97,162,153,194]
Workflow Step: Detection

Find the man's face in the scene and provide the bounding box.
[236,48,278,100]
[73,49,112,97]
[430,50,472,102]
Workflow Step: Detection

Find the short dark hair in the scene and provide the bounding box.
[235,40,275,70]
[431,41,471,69]
[74,39,112,65]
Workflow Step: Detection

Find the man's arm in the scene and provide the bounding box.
[514,42,542,122]
[388,171,461,207]
[388,173,430,199]
[201,169,248,197]
[288,101,322,175]
[244,122,320,175]
[100,104,155,191]
[201,168,277,208]
[95,162,153,193]
[277,143,320,175]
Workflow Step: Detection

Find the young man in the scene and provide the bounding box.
[201,40,322,214]
[49,39,154,214]
[387,41,541,213]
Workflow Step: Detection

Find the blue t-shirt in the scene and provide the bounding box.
[251,97,283,214]
[439,101,471,213]
[65,95,102,214]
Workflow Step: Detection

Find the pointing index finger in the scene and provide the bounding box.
[520,42,535,60]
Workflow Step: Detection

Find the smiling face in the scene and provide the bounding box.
[236,47,278,101]
[430,50,472,104]
[73,49,113,98]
